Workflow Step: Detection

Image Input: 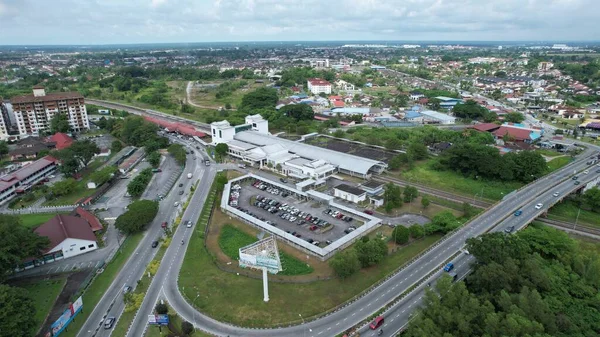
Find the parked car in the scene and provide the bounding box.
[364,210,374,215]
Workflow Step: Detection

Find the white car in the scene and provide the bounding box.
[584,170,589,175]
[535,203,543,209]
[553,192,559,197]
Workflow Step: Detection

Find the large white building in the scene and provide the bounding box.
[307,78,332,95]
[10,86,90,136]
[210,115,386,178]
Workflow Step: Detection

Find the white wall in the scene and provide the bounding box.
[48,238,97,259]
[334,189,366,203]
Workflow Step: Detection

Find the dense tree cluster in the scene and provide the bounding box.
[115,199,159,234]
[438,143,548,183]
[452,100,497,122]
[89,166,118,186]
[53,140,100,176]
[329,237,387,278]
[50,113,71,133]
[278,104,315,121]
[406,225,600,337]
[239,87,278,111]
[277,67,336,87]
[167,143,187,165]
[127,168,153,198]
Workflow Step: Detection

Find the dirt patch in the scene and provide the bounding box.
[206,207,334,282]
[11,270,93,337]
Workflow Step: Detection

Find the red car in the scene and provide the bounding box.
[370,316,384,330]
[364,210,374,215]
[161,222,167,228]
[309,225,317,231]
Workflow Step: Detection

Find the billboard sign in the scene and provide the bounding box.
[148,314,169,326]
[49,297,83,337]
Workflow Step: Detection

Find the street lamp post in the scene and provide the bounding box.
[193,293,200,328]
[299,314,305,337]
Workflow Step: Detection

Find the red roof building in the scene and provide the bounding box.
[48,132,74,150]
[72,207,103,232]
[492,126,534,142]
[143,116,207,138]
[34,214,98,259]
[472,123,501,132]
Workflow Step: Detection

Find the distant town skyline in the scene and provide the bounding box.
[0,0,599,45]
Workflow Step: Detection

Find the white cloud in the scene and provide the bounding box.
[0,0,598,44]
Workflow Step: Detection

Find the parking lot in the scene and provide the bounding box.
[229,178,367,247]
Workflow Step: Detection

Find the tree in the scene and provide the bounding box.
[279,104,314,121]
[215,173,228,192]
[0,141,8,158]
[333,129,345,138]
[409,224,425,239]
[115,199,159,234]
[385,137,402,151]
[167,143,186,165]
[50,178,77,197]
[583,187,600,212]
[89,166,117,186]
[50,113,70,133]
[403,185,419,203]
[462,202,476,218]
[388,155,402,170]
[111,140,123,153]
[147,151,161,168]
[127,168,153,198]
[384,183,403,209]
[181,321,194,335]
[424,211,460,235]
[239,87,278,111]
[0,284,37,336]
[392,225,410,244]
[214,143,229,162]
[421,195,430,208]
[504,112,525,123]
[155,303,168,315]
[407,142,428,160]
[60,140,100,169]
[329,249,361,279]
[355,237,388,267]
[428,98,441,111]
[0,215,49,280]
[452,100,490,120]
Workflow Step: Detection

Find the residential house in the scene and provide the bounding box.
[8,137,55,161]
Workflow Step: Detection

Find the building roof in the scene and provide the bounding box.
[9,143,54,157]
[72,207,103,232]
[0,156,57,186]
[420,110,456,122]
[49,132,73,150]
[472,123,501,132]
[361,180,384,189]
[11,91,84,104]
[492,126,534,141]
[308,78,331,86]
[233,131,385,175]
[334,183,366,196]
[35,214,97,254]
[144,116,207,137]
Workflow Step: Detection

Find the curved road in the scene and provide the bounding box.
[124,146,598,336]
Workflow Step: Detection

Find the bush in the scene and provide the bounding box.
[329,249,361,279]
[155,303,168,314]
[409,224,425,239]
[181,321,194,335]
[391,226,410,244]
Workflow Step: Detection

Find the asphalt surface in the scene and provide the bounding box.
[126,147,598,337]
[77,147,203,337]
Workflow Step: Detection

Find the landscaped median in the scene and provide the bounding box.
[60,233,143,337]
[178,175,445,328]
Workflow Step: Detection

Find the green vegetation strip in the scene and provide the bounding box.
[547,200,600,228]
[219,224,313,276]
[19,276,67,335]
[547,156,573,172]
[112,244,168,336]
[180,189,442,328]
[60,232,143,337]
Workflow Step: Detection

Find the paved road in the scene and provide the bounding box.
[127,147,598,337]
[77,150,204,337]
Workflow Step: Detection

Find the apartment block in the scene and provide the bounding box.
[10,86,89,136]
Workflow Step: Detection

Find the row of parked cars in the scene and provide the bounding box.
[324,208,354,222]
[252,180,290,197]
[229,184,242,207]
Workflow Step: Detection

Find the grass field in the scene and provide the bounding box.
[18,276,67,335]
[547,156,573,172]
[18,213,67,229]
[535,149,564,157]
[190,81,265,109]
[394,160,521,201]
[43,160,104,206]
[61,232,144,337]
[218,224,314,276]
[547,200,600,228]
[180,195,442,327]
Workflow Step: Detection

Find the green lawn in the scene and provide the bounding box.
[535,149,564,157]
[395,161,522,201]
[17,276,67,335]
[547,200,600,228]
[18,213,67,229]
[547,156,573,172]
[181,213,442,327]
[60,232,144,337]
[218,224,313,276]
[112,244,168,336]
[43,160,104,206]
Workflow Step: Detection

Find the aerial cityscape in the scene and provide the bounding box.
[1,1,600,337]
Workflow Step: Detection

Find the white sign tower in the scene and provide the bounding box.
[239,236,282,302]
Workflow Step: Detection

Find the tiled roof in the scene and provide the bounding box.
[472,123,501,132]
[493,126,533,141]
[34,214,97,253]
[11,91,84,104]
[73,207,103,232]
[49,133,73,150]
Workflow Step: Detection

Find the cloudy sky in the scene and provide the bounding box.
[0,0,598,45]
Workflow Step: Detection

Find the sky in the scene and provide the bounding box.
[0,0,599,45]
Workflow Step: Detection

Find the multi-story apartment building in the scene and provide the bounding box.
[0,100,9,139]
[307,78,332,95]
[10,86,89,136]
